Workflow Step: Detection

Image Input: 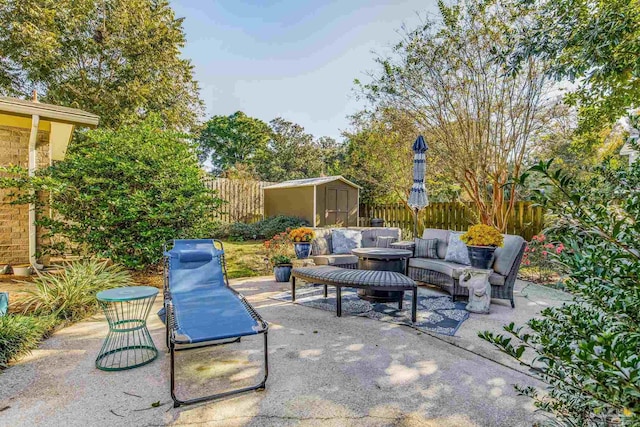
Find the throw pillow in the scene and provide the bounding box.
[331,229,362,254]
[311,235,331,255]
[376,236,397,248]
[414,238,438,258]
[444,233,471,265]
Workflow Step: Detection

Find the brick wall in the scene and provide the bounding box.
[0,125,50,265]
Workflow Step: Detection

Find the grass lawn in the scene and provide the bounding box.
[221,240,268,279]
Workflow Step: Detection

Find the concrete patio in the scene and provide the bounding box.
[0,277,570,426]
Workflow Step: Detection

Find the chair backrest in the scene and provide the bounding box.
[311,227,402,254]
[165,239,226,294]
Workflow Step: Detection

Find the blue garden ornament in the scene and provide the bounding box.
[407,135,429,237]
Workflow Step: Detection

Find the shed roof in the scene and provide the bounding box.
[263,175,361,190]
[0,97,99,127]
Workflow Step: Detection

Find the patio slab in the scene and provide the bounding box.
[0,277,569,426]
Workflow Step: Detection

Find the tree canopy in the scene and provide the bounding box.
[197,112,346,182]
[198,111,272,175]
[254,117,344,182]
[359,0,554,230]
[504,0,640,131]
[0,0,203,130]
[344,108,460,204]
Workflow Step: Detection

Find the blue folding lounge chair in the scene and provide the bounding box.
[162,239,268,407]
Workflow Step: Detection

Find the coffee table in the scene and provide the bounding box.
[351,247,413,302]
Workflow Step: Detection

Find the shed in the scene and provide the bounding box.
[0,96,99,266]
[263,176,361,227]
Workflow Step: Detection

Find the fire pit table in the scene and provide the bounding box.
[351,247,413,303]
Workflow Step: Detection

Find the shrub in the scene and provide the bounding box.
[0,315,57,368]
[214,215,309,241]
[21,260,132,322]
[259,216,309,239]
[228,222,258,241]
[521,234,567,284]
[0,116,222,269]
[481,158,640,425]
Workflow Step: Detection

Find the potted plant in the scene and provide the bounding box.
[11,264,33,276]
[460,224,504,269]
[264,231,294,282]
[289,227,315,259]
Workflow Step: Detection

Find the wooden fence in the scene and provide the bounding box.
[204,178,273,223]
[360,201,544,240]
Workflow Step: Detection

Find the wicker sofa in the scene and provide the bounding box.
[309,227,402,268]
[403,229,526,308]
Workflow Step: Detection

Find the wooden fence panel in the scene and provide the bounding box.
[204,178,273,223]
[359,201,544,241]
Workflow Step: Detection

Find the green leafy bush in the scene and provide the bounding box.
[21,260,132,322]
[0,116,222,269]
[214,215,309,241]
[482,158,640,425]
[0,315,57,368]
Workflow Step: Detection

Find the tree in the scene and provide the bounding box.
[344,108,460,204]
[503,0,640,132]
[482,155,640,425]
[197,111,272,176]
[360,0,554,231]
[0,116,220,269]
[0,0,202,130]
[254,118,344,182]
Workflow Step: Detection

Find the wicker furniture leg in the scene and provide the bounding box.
[412,287,417,322]
[323,284,328,298]
[336,286,342,317]
[398,295,403,310]
[291,277,296,302]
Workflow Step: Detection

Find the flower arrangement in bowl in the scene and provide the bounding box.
[264,231,295,282]
[289,227,315,259]
[461,224,504,269]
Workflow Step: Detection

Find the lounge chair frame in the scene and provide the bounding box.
[163,240,268,407]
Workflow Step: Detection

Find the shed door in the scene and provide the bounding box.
[326,187,348,225]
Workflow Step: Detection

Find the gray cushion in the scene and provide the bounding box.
[311,229,332,255]
[414,237,438,258]
[421,228,450,259]
[444,232,471,265]
[331,229,362,254]
[376,236,397,248]
[408,258,506,285]
[408,258,469,279]
[489,272,505,287]
[493,234,525,276]
[360,228,402,248]
[311,254,359,266]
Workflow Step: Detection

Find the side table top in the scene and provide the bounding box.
[351,247,413,259]
[97,286,158,302]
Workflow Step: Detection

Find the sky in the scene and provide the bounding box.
[169,0,440,141]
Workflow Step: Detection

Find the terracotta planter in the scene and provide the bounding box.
[294,242,312,259]
[466,246,497,270]
[274,264,292,282]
